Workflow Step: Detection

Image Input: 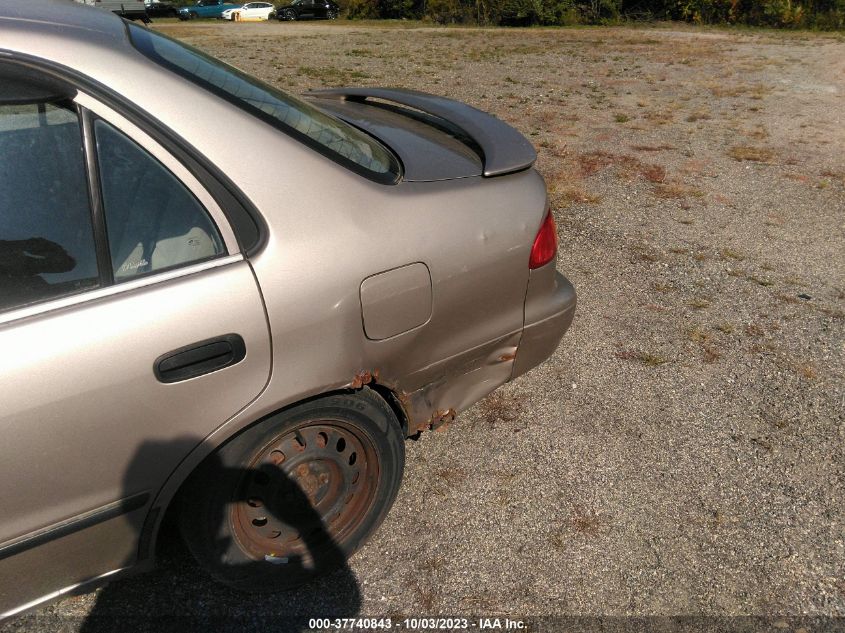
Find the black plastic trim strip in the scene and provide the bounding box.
[308,87,537,178]
[80,106,115,287]
[0,53,268,258]
[0,492,149,562]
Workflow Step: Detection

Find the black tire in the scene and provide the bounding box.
[327,8,338,19]
[177,388,404,591]
[280,8,297,20]
[189,10,198,19]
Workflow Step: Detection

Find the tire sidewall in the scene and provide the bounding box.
[179,388,404,589]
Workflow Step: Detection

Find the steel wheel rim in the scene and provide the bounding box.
[231,419,379,565]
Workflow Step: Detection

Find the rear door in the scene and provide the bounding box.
[0,71,271,616]
[298,0,316,18]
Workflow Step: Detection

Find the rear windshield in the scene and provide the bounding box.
[127,25,400,184]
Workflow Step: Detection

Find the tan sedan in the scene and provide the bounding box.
[0,0,575,618]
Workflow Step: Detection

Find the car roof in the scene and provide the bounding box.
[0,0,130,50]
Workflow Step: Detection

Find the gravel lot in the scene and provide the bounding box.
[6,20,844,632]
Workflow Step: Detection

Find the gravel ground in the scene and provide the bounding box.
[5,20,844,632]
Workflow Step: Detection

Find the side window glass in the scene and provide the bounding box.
[0,100,99,313]
[94,119,225,281]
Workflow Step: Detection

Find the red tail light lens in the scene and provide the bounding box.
[529,210,558,269]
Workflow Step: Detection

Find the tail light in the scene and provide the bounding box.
[529,209,557,269]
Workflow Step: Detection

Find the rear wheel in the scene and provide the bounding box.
[177,388,404,591]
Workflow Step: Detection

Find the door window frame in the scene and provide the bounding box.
[0,83,243,326]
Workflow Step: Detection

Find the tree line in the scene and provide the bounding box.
[169,0,844,28]
[343,0,844,27]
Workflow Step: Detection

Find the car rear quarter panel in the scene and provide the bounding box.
[246,167,548,432]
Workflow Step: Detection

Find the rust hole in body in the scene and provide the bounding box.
[350,369,380,389]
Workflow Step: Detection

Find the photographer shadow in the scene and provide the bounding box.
[79,438,362,633]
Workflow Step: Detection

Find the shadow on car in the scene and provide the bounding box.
[74,439,362,633]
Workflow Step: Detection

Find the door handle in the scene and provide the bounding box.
[154,334,246,383]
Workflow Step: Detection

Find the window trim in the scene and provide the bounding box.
[0,255,244,327]
[0,76,243,322]
[0,53,268,258]
[75,90,240,257]
[0,97,103,314]
[79,105,115,287]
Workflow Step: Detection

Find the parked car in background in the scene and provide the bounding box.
[177,0,241,19]
[72,0,149,22]
[144,0,180,17]
[221,1,275,20]
[275,0,340,20]
[0,0,575,620]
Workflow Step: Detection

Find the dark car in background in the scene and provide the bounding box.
[275,0,339,20]
[144,0,179,17]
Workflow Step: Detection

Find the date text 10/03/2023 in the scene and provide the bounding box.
[308,618,527,630]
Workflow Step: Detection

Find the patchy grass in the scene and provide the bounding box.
[631,144,677,152]
[434,468,467,486]
[745,323,765,337]
[569,505,606,535]
[791,361,819,380]
[728,146,777,163]
[687,326,710,344]
[641,164,667,183]
[687,326,722,363]
[653,183,703,198]
[615,348,670,366]
[419,556,446,573]
[477,391,526,430]
[720,248,745,261]
[685,111,712,122]
[746,274,775,287]
[408,579,437,611]
[631,244,661,263]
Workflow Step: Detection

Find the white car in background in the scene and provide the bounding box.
[221,1,275,19]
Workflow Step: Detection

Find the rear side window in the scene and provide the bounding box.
[0,99,99,312]
[127,24,401,184]
[95,119,225,281]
